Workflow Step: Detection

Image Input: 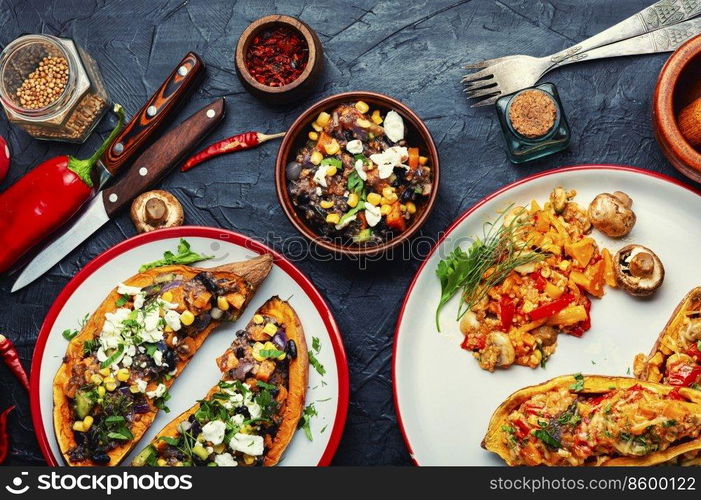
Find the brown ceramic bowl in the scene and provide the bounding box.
[653,34,701,183]
[275,91,440,256]
[235,15,323,104]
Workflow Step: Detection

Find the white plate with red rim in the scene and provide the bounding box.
[30,226,349,466]
[393,165,701,466]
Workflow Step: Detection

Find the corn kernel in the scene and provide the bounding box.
[253,314,264,325]
[311,122,322,132]
[116,368,130,382]
[165,325,173,333]
[355,101,370,113]
[366,193,382,206]
[325,165,338,176]
[419,156,428,165]
[400,204,407,212]
[180,310,195,326]
[105,381,118,392]
[356,118,371,128]
[320,200,334,209]
[316,112,331,126]
[310,150,323,165]
[324,139,340,155]
[130,385,141,394]
[308,131,318,141]
[243,454,255,465]
[371,110,383,124]
[380,204,392,215]
[73,421,85,432]
[82,416,94,431]
[263,323,278,336]
[161,291,174,302]
[263,341,277,352]
[99,367,110,377]
[347,193,359,208]
[382,187,394,198]
[217,296,230,311]
[90,374,103,385]
[406,201,417,214]
[157,458,168,467]
[325,213,340,224]
[252,342,265,362]
[97,386,106,397]
[558,260,570,271]
[380,197,390,206]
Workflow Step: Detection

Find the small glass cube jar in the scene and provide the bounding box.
[495,83,570,164]
[0,34,110,143]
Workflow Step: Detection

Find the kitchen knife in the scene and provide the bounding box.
[94,52,204,187]
[11,98,225,292]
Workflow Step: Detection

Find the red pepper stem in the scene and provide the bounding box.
[67,103,126,188]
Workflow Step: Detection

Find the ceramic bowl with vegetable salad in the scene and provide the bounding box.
[276,92,439,255]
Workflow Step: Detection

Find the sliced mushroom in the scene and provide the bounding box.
[588,192,636,237]
[550,186,568,214]
[681,315,701,342]
[130,190,184,233]
[484,331,515,368]
[614,244,664,296]
[459,310,480,336]
[532,325,558,347]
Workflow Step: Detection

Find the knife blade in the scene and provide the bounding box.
[94,52,204,188]
[11,98,225,292]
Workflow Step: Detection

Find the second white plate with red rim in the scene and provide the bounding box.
[393,165,701,466]
[30,226,349,466]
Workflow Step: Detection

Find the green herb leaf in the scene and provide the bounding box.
[533,429,561,449]
[570,373,585,392]
[663,419,677,428]
[320,157,342,168]
[105,415,125,423]
[298,403,318,441]
[139,238,213,272]
[347,170,365,194]
[312,337,321,352]
[338,200,366,225]
[308,351,326,376]
[100,344,125,369]
[107,429,133,441]
[259,349,285,359]
[159,436,181,446]
[62,329,78,341]
[82,339,97,356]
[115,293,130,307]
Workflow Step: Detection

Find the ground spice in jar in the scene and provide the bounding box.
[16,56,69,109]
[245,26,309,87]
[508,89,557,139]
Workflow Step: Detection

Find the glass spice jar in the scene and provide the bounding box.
[0,34,109,143]
[495,83,570,164]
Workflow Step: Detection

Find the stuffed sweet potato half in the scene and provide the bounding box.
[482,374,701,466]
[132,296,308,467]
[53,255,272,466]
[634,287,701,389]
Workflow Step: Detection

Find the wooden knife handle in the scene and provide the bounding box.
[102,98,225,217]
[100,52,205,176]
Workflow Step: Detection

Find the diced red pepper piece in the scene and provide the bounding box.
[529,272,546,292]
[667,362,701,387]
[513,418,530,440]
[499,296,515,331]
[668,387,686,401]
[385,202,406,232]
[529,294,575,321]
[460,334,485,351]
[408,147,420,170]
[686,342,701,363]
[567,296,591,338]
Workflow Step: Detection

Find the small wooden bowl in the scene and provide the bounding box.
[275,91,440,257]
[235,15,323,104]
[653,34,701,183]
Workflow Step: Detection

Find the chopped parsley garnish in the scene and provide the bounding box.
[557,403,581,426]
[308,336,326,376]
[259,348,286,359]
[62,328,78,341]
[154,389,172,413]
[139,238,213,272]
[569,373,585,392]
[312,337,321,352]
[663,419,677,428]
[347,169,365,194]
[532,429,561,449]
[82,339,97,356]
[115,293,130,307]
[298,403,318,441]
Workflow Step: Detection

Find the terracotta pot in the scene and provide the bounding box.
[653,33,701,183]
[275,91,440,257]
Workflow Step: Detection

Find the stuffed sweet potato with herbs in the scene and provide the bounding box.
[482,374,701,466]
[53,255,272,466]
[132,296,308,467]
[634,288,701,389]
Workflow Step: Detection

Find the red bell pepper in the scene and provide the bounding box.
[568,296,592,338]
[529,294,574,321]
[667,362,701,387]
[461,334,485,352]
[686,341,701,363]
[668,387,686,401]
[513,418,530,440]
[529,272,546,292]
[385,202,406,232]
[0,105,124,274]
[499,296,515,331]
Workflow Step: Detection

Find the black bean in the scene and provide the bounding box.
[92,453,110,464]
[234,406,251,418]
[297,193,310,205]
[401,188,414,202]
[235,329,246,338]
[286,161,302,181]
[164,348,177,369]
[287,339,298,359]
[236,347,245,358]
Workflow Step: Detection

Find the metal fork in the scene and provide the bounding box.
[463,0,701,107]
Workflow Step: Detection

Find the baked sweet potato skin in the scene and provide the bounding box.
[634,287,701,384]
[482,375,701,466]
[133,296,308,467]
[53,256,272,466]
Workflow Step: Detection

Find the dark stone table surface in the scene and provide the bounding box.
[0,0,695,466]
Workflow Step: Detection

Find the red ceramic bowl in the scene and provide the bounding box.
[275,91,440,256]
[653,34,701,183]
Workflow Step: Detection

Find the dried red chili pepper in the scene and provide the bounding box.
[0,405,15,464]
[0,335,29,392]
[181,131,285,172]
[245,26,309,87]
[0,105,124,274]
